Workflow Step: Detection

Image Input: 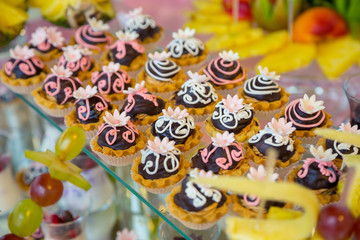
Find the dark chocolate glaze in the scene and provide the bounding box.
[211,107,255,134]
[295,162,339,190]
[42,75,82,104]
[138,152,180,179]
[249,133,295,162]
[150,119,194,145]
[79,27,107,45]
[75,95,112,124]
[326,139,360,160]
[190,143,244,173]
[59,57,94,77]
[92,71,132,95]
[175,85,215,108]
[204,59,243,86]
[7,58,43,79]
[284,101,325,131]
[244,76,281,102]
[237,195,285,211]
[120,93,165,121]
[97,124,138,150]
[30,42,57,54]
[166,39,203,58]
[146,60,179,79]
[173,175,227,212]
[107,44,141,66]
[126,24,161,42]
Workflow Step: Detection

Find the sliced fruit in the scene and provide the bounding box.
[317,35,360,80]
[185,18,249,35]
[29,0,48,7]
[41,0,68,21]
[94,0,115,18]
[267,207,302,220]
[193,0,224,12]
[236,30,289,58]
[257,43,316,74]
[0,1,27,29]
[0,0,27,9]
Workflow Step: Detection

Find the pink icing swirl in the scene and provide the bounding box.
[124,88,158,112]
[43,74,82,105]
[75,94,109,121]
[297,158,341,183]
[107,40,144,60]
[4,57,44,77]
[200,142,244,169]
[58,55,92,74]
[203,57,245,85]
[284,99,325,129]
[36,40,53,52]
[97,121,138,145]
[75,25,113,52]
[243,194,261,207]
[91,70,131,95]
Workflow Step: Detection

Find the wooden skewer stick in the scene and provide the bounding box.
[232,0,239,23]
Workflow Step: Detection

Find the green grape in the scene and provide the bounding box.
[8,199,43,237]
[55,126,85,161]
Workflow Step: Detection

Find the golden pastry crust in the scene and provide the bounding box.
[140,27,164,44]
[170,47,209,67]
[287,165,340,205]
[138,68,186,93]
[0,66,48,87]
[317,137,343,170]
[101,51,147,72]
[199,68,247,90]
[64,104,118,131]
[205,116,260,143]
[275,110,333,138]
[166,185,230,224]
[16,170,30,192]
[217,159,250,176]
[245,138,305,168]
[238,87,289,111]
[31,87,74,110]
[132,154,189,189]
[147,125,202,153]
[76,62,100,82]
[34,48,63,62]
[90,130,147,157]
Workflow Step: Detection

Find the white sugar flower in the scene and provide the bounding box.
[73,85,97,100]
[299,94,325,114]
[221,95,244,113]
[123,81,145,94]
[267,118,295,136]
[46,27,64,47]
[247,165,279,182]
[172,27,195,39]
[219,50,239,61]
[62,45,82,62]
[148,51,171,61]
[211,131,235,148]
[126,7,143,18]
[162,106,189,120]
[30,27,47,46]
[102,62,120,73]
[187,71,210,83]
[258,65,280,81]
[51,65,72,78]
[88,17,109,32]
[116,228,138,240]
[309,145,337,162]
[103,109,130,127]
[339,122,360,134]
[10,45,35,60]
[189,168,214,178]
[148,137,176,154]
[115,30,139,41]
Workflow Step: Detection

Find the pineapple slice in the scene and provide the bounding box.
[41,0,69,21]
[257,43,316,74]
[317,35,360,80]
[236,30,289,58]
[0,1,27,31]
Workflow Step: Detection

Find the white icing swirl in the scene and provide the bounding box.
[140,147,180,175]
[125,14,157,31]
[249,126,295,152]
[177,80,218,106]
[166,38,204,58]
[244,75,280,96]
[212,101,253,130]
[154,114,195,140]
[145,59,180,82]
[185,181,222,208]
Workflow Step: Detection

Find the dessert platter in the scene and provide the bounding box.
[1,1,360,240]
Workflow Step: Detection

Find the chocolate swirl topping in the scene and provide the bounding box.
[97,124,138,150]
[175,81,218,108]
[58,55,94,77]
[30,43,57,54]
[244,75,281,102]
[91,70,132,95]
[43,75,82,105]
[75,95,111,124]
[4,57,44,79]
[284,99,326,131]
[75,25,111,51]
[203,57,245,86]
[295,162,340,190]
[145,58,180,82]
[107,43,142,67]
[125,14,160,42]
[166,38,204,59]
[173,175,227,212]
[211,101,254,134]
